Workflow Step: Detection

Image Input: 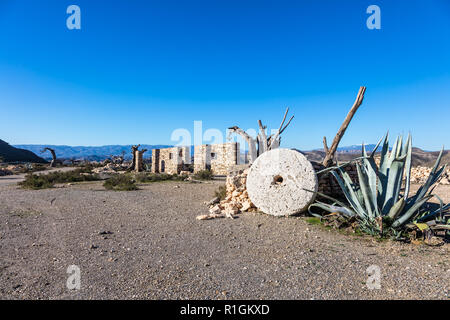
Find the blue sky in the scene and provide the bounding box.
[0,0,449,150]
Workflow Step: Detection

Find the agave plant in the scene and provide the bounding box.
[309,133,449,237]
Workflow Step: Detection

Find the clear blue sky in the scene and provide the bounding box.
[0,0,449,150]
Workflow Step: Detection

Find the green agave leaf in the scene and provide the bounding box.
[379,132,390,174]
[362,144,380,216]
[387,198,405,220]
[356,162,374,218]
[392,195,433,228]
[308,202,355,217]
[369,135,384,159]
[388,135,401,165]
[381,156,405,215]
[403,134,412,200]
[417,198,450,223]
[378,134,396,207]
[331,169,367,218]
[408,148,445,207]
[302,188,350,209]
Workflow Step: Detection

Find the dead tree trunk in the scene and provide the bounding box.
[136,148,148,172]
[41,147,58,167]
[128,145,147,171]
[228,108,294,164]
[322,86,366,167]
[227,126,258,163]
[128,145,140,170]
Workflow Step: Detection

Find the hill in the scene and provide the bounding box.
[14,144,173,161]
[12,142,449,167]
[303,146,450,167]
[0,139,47,163]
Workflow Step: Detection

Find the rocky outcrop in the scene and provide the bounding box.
[92,163,128,174]
[0,139,47,163]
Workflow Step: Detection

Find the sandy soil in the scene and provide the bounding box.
[0,178,448,300]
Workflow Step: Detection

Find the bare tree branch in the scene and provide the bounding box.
[229,108,294,163]
[323,136,329,154]
[41,147,58,167]
[257,120,268,155]
[322,86,366,167]
[228,126,258,163]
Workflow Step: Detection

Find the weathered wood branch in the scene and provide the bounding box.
[323,137,329,154]
[41,147,58,167]
[228,126,258,163]
[322,86,366,167]
[269,108,294,150]
[229,108,294,163]
[128,145,142,170]
[257,120,268,155]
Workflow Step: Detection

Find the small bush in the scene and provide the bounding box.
[104,174,138,191]
[19,174,54,190]
[20,168,100,189]
[193,169,212,180]
[214,185,227,201]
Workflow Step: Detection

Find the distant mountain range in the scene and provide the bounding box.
[6,141,450,167]
[310,144,380,153]
[0,139,47,163]
[303,146,449,167]
[13,144,172,161]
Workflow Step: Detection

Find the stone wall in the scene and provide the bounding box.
[311,161,359,198]
[194,142,240,175]
[151,146,190,175]
[134,150,143,172]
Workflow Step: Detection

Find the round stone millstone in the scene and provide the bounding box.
[246,148,318,216]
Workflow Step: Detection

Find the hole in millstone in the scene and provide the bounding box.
[273,175,283,185]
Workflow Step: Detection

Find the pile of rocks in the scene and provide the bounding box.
[197,167,256,220]
[92,163,127,174]
[410,166,450,185]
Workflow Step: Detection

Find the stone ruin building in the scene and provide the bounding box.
[151,146,190,175]
[151,142,239,175]
[193,142,240,175]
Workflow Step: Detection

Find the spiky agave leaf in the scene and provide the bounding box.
[403,134,412,200]
[331,169,367,219]
[362,143,380,216]
[304,189,356,217]
[308,201,355,217]
[381,155,406,215]
[356,162,375,218]
[378,133,393,207]
[392,195,433,228]
[407,147,445,209]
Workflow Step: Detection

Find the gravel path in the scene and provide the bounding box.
[0,180,448,299]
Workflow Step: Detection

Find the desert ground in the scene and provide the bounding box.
[0,174,448,300]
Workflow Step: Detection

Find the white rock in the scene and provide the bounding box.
[240,200,252,212]
[246,148,318,216]
[209,205,222,214]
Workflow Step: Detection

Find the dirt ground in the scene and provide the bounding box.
[0,177,448,300]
